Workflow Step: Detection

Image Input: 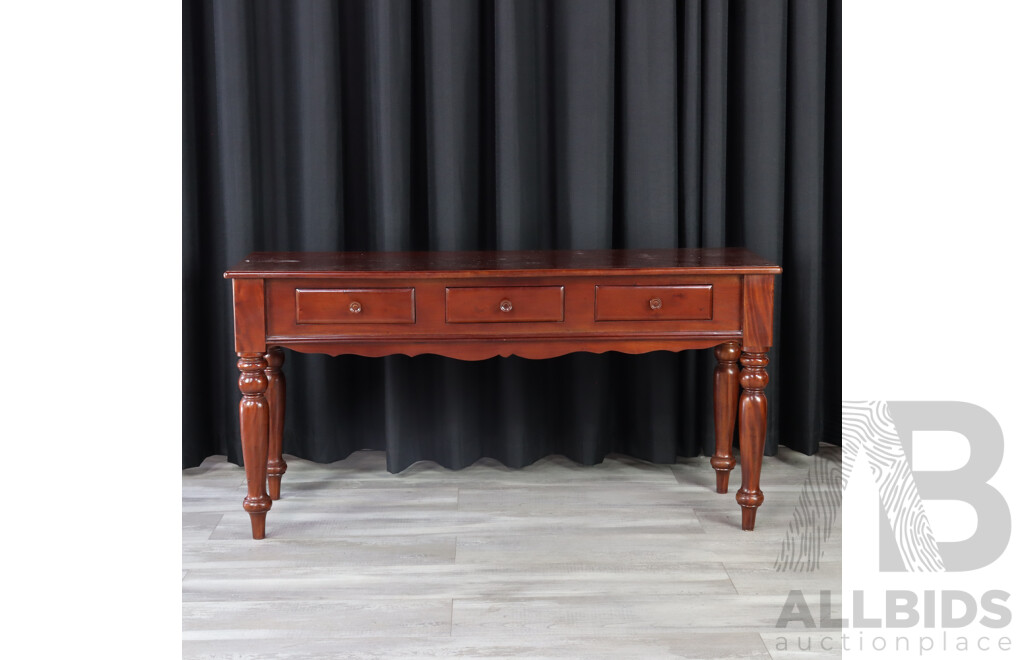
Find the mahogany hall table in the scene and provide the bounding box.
[225,248,780,539]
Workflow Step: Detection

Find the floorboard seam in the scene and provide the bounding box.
[718,562,740,595]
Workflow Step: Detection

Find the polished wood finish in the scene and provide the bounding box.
[594,284,713,321]
[226,248,780,538]
[225,248,782,278]
[737,351,770,531]
[445,286,565,323]
[231,279,266,353]
[264,347,287,501]
[295,288,416,324]
[269,336,735,361]
[711,342,740,493]
[741,275,775,349]
[262,275,743,356]
[735,274,776,530]
[237,353,271,539]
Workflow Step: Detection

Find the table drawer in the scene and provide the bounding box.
[594,284,713,321]
[295,288,415,324]
[446,286,564,323]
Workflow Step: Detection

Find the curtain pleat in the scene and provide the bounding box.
[183,0,841,471]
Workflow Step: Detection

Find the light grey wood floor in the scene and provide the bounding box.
[183,445,842,659]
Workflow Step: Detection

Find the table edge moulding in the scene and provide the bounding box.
[224,248,781,539]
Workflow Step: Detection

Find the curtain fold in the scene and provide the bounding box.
[183,0,841,471]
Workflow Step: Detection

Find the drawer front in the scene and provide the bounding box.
[446,286,564,323]
[594,284,713,322]
[295,288,415,324]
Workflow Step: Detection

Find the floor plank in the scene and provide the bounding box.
[183,561,735,602]
[450,593,840,635]
[183,632,772,659]
[182,599,451,639]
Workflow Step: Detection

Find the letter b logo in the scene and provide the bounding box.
[843,401,1010,572]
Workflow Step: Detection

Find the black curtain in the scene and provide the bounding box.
[183,0,841,471]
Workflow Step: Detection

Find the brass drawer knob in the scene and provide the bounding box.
[649,297,662,310]
[499,299,513,313]
[349,301,362,314]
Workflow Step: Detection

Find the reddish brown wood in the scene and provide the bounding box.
[295,288,415,324]
[264,347,287,501]
[737,350,769,530]
[711,341,740,493]
[446,286,564,323]
[735,269,776,530]
[595,284,712,321]
[226,248,783,279]
[238,353,271,539]
[224,249,780,538]
[231,279,266,354]
[742,275,775,349]
[263,275,743,347]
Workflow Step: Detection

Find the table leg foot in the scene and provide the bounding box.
[247,511,267,540]
[740,505,758,531]
[737,487,765,531]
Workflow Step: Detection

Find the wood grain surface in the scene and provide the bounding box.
[225,248,783,279]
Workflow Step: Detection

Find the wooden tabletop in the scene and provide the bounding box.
[225,248,781,279]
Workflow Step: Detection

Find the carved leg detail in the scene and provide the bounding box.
[737,350,768,531]
[238,353,271,539]
[711,342,740,493]
[265,347,287,501]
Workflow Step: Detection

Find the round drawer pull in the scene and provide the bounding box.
[649,297,662,310]
[349,301,362,314]
[499,299,513,313]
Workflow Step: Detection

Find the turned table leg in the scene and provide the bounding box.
[736,350,769,531]
[238,353,272,539]
[264,347,287,501]
[711,342,740,493]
